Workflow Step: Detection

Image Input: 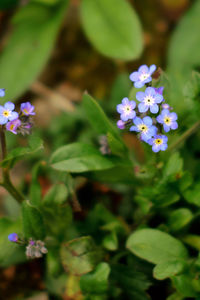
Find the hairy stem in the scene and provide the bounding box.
[0,127,25,203]
[168,120,200,151]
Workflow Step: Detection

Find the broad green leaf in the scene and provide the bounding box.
[61,236,103,276]
[184,183,200,207]
[107,132,127,157]
[0,218,26,267]
[168,208,193,232]
[30,162,42,207]
[22,201,46,240]
[43,183,68,205]
[0,1,69,102]
[153,261,186,280]
[167,293,184,300]
[1,135,43,168]
[80,0,143,61]
[80,263,110,294]
[103,231,118,251]
[163,152,183,178]
[126,229,188,265]
[168,1,200,72]
[50,142,119,173]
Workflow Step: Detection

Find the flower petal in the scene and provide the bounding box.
[129,72,139,82]
[9,111,18,121]
[133,117,142,126]
[163,124,170,132]
[160,143,168,151]
[152,144,160,152]
[171,121,178,130]
[122,97,129,105]
[0,115,7,124]
[155,94,163,103]
[134,81,144,88]
[130,125,139,132]
[143,116,152,126]
[138,65,148,73]
[117,104,123,114]
[136,91,145,102]
[150,104,158,114]
[149,64,156,74]
[130,100,136,109]
[170,112,178,121]
[4,101,15,111]
[138,102,148,113]
[156,115,163,123]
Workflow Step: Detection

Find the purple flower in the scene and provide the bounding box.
[117,120,125,130]
[129,65,156,88]
[20,102,35,116]
[148,135,168,152]
[6,119,21,134]
[0,89,5,97]
[154,86,164,95]
[8,233,19,242]
[162,103,172,110]
[130,116,157,142]
[117,97,136,121]
[0,102,18,125]
[156,109,178,133]
[136,87,163,114]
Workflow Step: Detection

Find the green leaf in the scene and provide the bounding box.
[111,264,151,300]
[22,201,46,240]
[153,261,186,280]
[103,231,118,251]
[29,162,42,207]
[43,183,68,205]
[1,135,43,168]
[0,218,26,267]
[0,1,69,102]
[172,274,198,298]
[82,93,119,138]
[60,236,103,276]
[163,152,183,178]
[168,208,193,232]
[182,235,200,251]
[31,0,61,5]
[50,142,119,173]
[80,0,143,61]
[107,132,127,157]
[80,262,110,294]
[126,229,188,265]
[184,183,200,207]
[168,0,200,72]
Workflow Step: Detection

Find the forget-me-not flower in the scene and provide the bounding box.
[136,87,163,114]
[0,102,18,125]
[129,64,156,88]
[156,109,178,132]
[8,233,19,242]
[154,86,164,95]
[117,120,125,130]
[117,97,136,121]
[20,102,35,116]
[148,135,168,152]
[6,119,21,134]
[130,116,157,142]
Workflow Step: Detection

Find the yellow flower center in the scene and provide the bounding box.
[3,110,10,117]
[10,124,14,130]
[144,96,154,106]
[164,117,171,125]
[154,138,163,145]
[23,109,28,114]
[138,124,148,133]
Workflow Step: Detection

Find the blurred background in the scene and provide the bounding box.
[0,0,198,299]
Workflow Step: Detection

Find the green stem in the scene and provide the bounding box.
[168,120,200,152]
[0,127,25,203]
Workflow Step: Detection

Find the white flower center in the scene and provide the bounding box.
[144,95,155,106]
[139,73,149,81]
[164,116,171,125]
[3,110,11,117]
[123,105,132,115]
[138,124,148,133]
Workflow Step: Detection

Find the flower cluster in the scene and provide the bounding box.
[116,65,178,152]
[8,233,48,259]
[0,90,35,135]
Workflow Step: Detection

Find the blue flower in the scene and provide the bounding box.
[0,102,18,125]
[162,103,172,110]
[156,109,178,132]
[136,87,163,114]
[6,119,21,134]
[20,102,35,116]
[117,97,136,121]
[129,64,156,88]
[148,135,168,152]
[8,233,19,242]
[130,116,157,142]
[0,89,5,97]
